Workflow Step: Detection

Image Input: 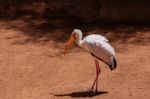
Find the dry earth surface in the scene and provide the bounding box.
[0,19,150,99]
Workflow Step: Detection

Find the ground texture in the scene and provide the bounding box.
[0,19,150,99]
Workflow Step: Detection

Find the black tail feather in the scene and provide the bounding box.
[91,52,117,71]
[110,57,117,70]
[113,57,117,69]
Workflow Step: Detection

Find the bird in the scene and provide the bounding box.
[64,29,117,93]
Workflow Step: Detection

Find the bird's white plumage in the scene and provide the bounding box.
[84,34,109,42]
[73,29,116,66]
[82,34,115,65]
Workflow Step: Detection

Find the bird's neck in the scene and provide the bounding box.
[76,38,83,47]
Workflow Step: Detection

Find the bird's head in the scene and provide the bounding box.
[64,29,82,55]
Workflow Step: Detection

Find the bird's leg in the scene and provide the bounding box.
[90,60,99,91]
[95,60,101,92]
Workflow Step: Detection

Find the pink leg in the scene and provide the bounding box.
[95,60,100,92]
[91,60,101,92]
[91,60,98,90]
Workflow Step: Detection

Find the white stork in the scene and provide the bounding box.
[64,29,117,93]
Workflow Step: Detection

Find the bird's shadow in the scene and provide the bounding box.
[53,90,108,98]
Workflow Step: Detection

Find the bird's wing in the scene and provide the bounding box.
[83,34,115,55]
[82,34,115,65]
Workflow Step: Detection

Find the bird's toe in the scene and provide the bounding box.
[87,88,94,92]
[87,88,98,94]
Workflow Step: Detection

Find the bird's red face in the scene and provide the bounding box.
[64,33,76,55]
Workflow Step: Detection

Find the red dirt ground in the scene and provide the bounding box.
[0,19,150,99]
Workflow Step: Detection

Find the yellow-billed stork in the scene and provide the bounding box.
[64,29,117,93]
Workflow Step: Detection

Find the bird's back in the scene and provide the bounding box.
[84,34,109,42]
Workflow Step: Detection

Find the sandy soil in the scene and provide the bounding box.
[0,19,150,99]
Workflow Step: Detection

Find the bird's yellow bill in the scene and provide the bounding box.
[64,34,76,55]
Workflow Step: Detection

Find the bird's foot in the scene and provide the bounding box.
[87,88,98,94]
[87,88,94,92]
